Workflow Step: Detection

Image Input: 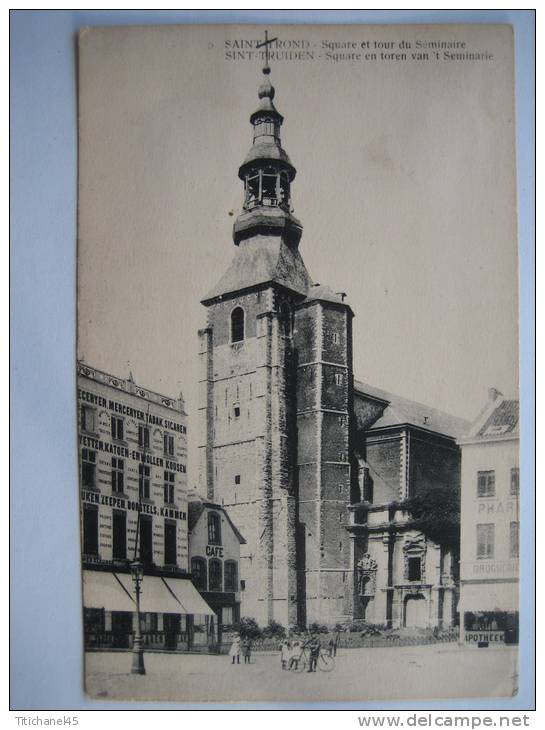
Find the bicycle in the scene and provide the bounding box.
[292,645,335,673]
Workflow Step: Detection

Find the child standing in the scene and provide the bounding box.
[289,640,301,671]
[280,639,290,670]
[242,637,252,664]
[229,634,241,665]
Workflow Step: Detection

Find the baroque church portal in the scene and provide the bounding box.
[198,61,465,629]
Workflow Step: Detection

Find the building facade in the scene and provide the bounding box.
[348,382,467,629]
[78,361,214,651]
[458,390,519,645]
[188,499,245,642]
[197,65,465,629]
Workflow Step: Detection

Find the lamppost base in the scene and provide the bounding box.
[130,650,146,675]
[131,654,146,674]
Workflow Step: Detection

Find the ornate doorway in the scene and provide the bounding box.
[404,594,427,628]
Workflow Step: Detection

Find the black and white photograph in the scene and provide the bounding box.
[75,23,520,703]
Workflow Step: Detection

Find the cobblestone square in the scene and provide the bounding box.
[85,644,518,704]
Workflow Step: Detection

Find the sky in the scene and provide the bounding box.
[77,24,518,480]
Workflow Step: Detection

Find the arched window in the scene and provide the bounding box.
[224,560,238,592]
[231,307,245,343]
[207,512,221,545]
[209,559,223,591]
[191,557,207,591]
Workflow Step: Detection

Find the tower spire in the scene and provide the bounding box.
[256,29,277,75]
[232,45,303,248]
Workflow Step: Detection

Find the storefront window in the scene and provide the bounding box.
[224,560,238,591]
[164,520,177,565]
[139,515,153,565]
[222,606,234,626]
[209,559,223,591]
[112,509,126,560]
[83,503,99,555]
[191,557,207,590]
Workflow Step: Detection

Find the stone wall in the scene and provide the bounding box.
[294,299,354,625]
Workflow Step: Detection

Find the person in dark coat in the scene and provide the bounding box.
[242,637,252,664]
[307,633,321,673]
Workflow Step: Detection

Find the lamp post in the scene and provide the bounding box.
[130,559,146,675]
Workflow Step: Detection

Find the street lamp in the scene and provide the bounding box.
[130,559,146,675]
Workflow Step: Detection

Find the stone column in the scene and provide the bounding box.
[368,534,388,624]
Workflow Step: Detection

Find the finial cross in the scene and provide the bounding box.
[256,29,278,70]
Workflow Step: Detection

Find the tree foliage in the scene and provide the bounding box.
[403,486,460,551]
[236,616,262,639]
[262,619,286,639]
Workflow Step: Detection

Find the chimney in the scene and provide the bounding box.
[488,387,502,402]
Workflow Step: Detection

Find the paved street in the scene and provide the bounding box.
[85,644,518,703]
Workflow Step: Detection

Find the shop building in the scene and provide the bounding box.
[188,499,245,644]
[458,389,519,645]
[78,361,215,651]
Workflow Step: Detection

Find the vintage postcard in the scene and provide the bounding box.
[77,24,519,702]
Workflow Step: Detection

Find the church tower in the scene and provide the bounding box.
[198,62,355,627]
[198,64,311,627]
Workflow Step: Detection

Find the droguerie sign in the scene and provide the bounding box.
[465,630,505,644]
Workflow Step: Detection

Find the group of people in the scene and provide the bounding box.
[228,635,252,664]
[228,631,339,672]
[280,632,338,673]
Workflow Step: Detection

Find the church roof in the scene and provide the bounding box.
[354,380,470,439]
[202,235,312,303]
[304,283,347,306]
[240,141,293,174]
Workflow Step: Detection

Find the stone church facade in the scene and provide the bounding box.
[197,65,466,629]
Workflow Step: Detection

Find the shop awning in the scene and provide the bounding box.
[163,577,216,616]
[82,570,135,612]
[114,574,185,614]
[82,570,216,616]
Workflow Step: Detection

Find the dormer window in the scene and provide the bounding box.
[208,512,221,545]
[231,307,245,343]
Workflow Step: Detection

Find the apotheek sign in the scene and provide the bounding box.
[465,630,505,643]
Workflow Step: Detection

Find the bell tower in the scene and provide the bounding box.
[198,61,311,627]
[233,64,302,248]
